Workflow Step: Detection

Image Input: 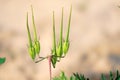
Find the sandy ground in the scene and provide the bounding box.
[0,0,120,80]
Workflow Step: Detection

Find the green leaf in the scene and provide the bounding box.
[0,57,6,64]
[110,71,113,80]
[101,74,106,80]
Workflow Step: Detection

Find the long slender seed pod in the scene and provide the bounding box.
[26,13,36,60]
[52,11,57,55]
[31,6,40,55]
[60,8,63,56]
[56,8,63,57]
[31,5,37,41]
[26,13,32,47]
[63,6,72,54]
[51,11,57,68]
[66,6,72,42]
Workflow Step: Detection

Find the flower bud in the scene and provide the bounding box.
[28,46,36,60]
[34,41,40,55]
[63,41,69,54]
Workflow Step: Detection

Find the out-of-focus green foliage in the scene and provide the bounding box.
[0,57,6,64]
[53,70,120,80]
[53,72,89,80]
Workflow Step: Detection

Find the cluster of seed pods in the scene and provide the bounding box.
[26,6,72,80]
[26,6,72,67]
[26,6,40,60]
[51,6,72,68]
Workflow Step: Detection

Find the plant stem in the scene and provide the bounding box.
[48,55,52,80]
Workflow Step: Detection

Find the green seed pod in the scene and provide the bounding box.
[56,45,62,57]
[34,41,40,54]
[56,8,64,57]
[63,41,69,54]
[28,46,36,60]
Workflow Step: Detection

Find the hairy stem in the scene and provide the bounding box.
[48,56,52,80]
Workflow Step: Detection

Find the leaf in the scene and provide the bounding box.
[101,74,106,80]
[0,57,6,64]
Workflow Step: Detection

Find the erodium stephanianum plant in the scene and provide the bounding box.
[26,5,72,80]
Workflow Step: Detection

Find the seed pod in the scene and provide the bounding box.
[63,6,72,55]
[63,41,69,54]
[52,11,57,56]
[56,8,64,57]
[56,45,62,57]
[28,46,36,60]
[31,6,41,55]
[26,13,36,60]
[34,41,40,54]
[31,5,38,41]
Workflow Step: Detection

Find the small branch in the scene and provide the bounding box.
[35,56,47,63]
[52,55,65,58]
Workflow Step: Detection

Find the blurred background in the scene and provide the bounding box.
[0,0,120,80]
